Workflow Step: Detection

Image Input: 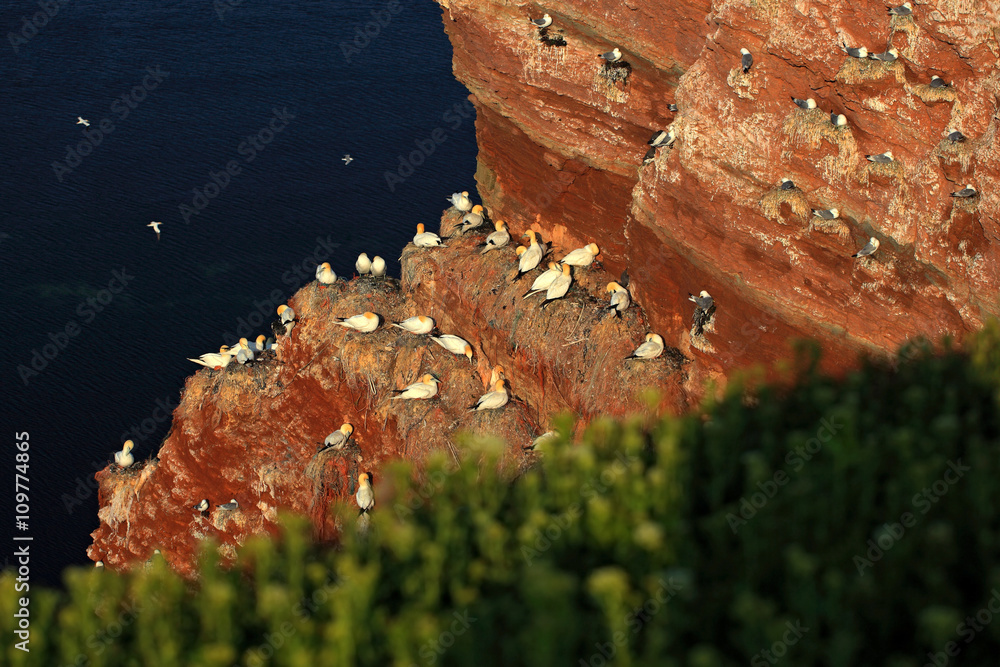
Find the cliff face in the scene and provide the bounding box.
[437,0,999,375]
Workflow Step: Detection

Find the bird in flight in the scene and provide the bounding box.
[342,154,353,165]
[77,117,89,126]
[147,221,162,241]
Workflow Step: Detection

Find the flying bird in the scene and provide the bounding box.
[852,237,880,258]
[779,178,796,190]
[950,184,977,198]
[530,13,552,28]
[113,440,135,468]
[791,97,817,110]
[626,333,664,360]
[146,221,162,241]
[76,117,89,126]
[740,48,753,73]
[869,48,899,62]
[599,47,622,63]
[844,45,868,58]
[342,154,353,165]
[391,374,441,400]
[888,2,912,16]
[320,423,354,452]
[866,151,894,163]
[930,75,950,89]
[812,208,840,220]
[335,312,380,333]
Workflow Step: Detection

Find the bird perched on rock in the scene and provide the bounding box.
[740,48,753,73]
[413,223,446,248]
[667,103,678,112]
[391,315,435,334]
[356,473,375,514]
[430,334,474,362]
[523,262,562,298]
[950,184,977,198]
[355,253,371,276]
[930,75,950,89]
[689,290,714,311]
[514,230,544,277]
[831,113,848,127]
[852,237,880,258]
[599,47,622,63]
[480,220,510,254]
[447,191,473,212]
[539,264,573,309]
[866,151,894,163]
[648,129,675,147]
[529,13,552,28]
[689,291,716,337]
[869,48,899,62]
[114,440,135,468]
[844,45,868,58]
[642,146,657,165]
[468,380,509,411]
[272,305,297,337]
[371,256,386,277]
[391,374,441,400]
[526,429,560,451]
[779,178,797,190]
[626,333,664,360]
[560,243,600,268]
[316,262,337,285]
[605,281,631,317]
[217,499,240,511]
[193,499,209,517]
[791,97,816,110]
[188,345,234,370]
[320,423,353,452]
[888,2,912,16]
[336,312,380,333]
[457,205,486,234]
[812,208,840,220]
[234,338,255,365]
[946,129,966,143]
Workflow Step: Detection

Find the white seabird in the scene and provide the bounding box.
[852,237,880,258]
[391,315,435,334]
[627,333,664,360]
[530,13,552,28]
[605,281,630,317]
[526,429,560,450]
[648,130,675,147]
[95,560,105,569]
[946,129,966,143]
[515,230,544,276]
[336,311,380,333]
[315,262,337,285]
[188,345,234,370]
[76,117,89,126]
[147,221,162,241]
[447,191,473,212]
[689,290,714,310]
[355,253,371,275]
[539,264,573,308]
[779,178,796,190]
[413,223,447,248]
[812,208,840,220]
[430,334,474,362]
[371,256,387,277]
[234,338,255,365]
[356,473,374,514]
[320,423,354,451]
[844,45,868,58]
[930,75,950,89]
[278,304,296,324]
[114,440,135,468]
[888,2,912,16]
[458,205,486,234]
[869,48,899,62]
[391,374,441,400]
[866,151,894,163]
[252,335,275,353]
[831,113,848,127]
[599,47,622,63]
[950,184,977,198]
[523,262,562,298]
[560,243,600,268]
[193,499,209,516]
[480,220,510,254]
[468,380,509,411]
[217,498,239,511]
[740,48,753,73]
[791,97,816,110]
[342,154,353,164]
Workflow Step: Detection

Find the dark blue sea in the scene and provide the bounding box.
[0,0,476,585]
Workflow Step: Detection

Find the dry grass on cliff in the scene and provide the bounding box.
[857,159,905,186]
[837,58,906,85]
[726,68,757,100]
[760,187,810,222]
[890,16,920,57]
[810,218,851,240]
[783,109,859,181]
[951,194,980,215]
[911,84,958,105]
[593,63,631,103]
[936,136,977,172]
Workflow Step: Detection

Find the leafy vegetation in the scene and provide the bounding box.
[5,326,1000,666]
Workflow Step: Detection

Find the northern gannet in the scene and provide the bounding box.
[530,13,552,28]
[480,220,510,254]
[468,380,509,411]
[356,473,374,514]
[599,48,622,63]
[77,117,89,126]
[320,423,354,451]
[391,374,440,400]
[791,97,816,110]
[457,205,486,234]
[430,334,473,362]
[252,335,277,353]
[356,253,371,275]
[371,256,386,277]
[812,208,839,220]
[316,262,337,285]
[539,264,572,308]
[188,345,234,370]
[342,154,353,164]
[413,223,446,248]
[114,440,135,468]
[852,237,880,258]
[740,48,753,73]
[447,191,473,212]
[336,312,380,333]
[391,315,435,334]
[526,429,560,450]
[216,498,239,511]
[278,304,296,323]
[234,338,255,364]
[605,281,630,317]
[688,290,714,310]
[147,221,162,241]
[866,151,894,163]
[951,184,977,198]
[888,2,912,16]
[560,243,600,268]
[523,262,562,298]
[515,230,543,277]
[626,333,665,360]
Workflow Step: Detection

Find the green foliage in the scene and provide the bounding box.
[4,330,1000,666]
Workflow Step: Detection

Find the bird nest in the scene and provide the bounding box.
[952,195,979,214]
[810,218,851,239]
[857,159,905,185]
[537,28,567,47]
[726,68,756,100]
[690,330,716,354]
[911,84,958,104]
[760,187,810,222]
[836,58,906,84]
[890,15,920,54]
[936,137,975,172]
[599,61,631,84]
[749,0,783,17]
[783,109,859,180]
